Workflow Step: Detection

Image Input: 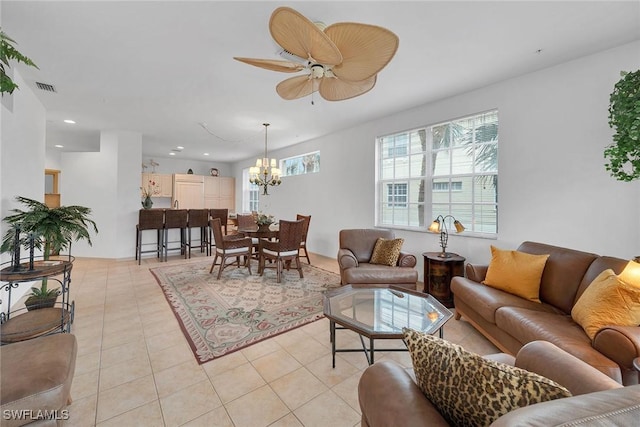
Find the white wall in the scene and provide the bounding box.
[61,131,141,258]
[0,69,46,312]
[233,41,640,279]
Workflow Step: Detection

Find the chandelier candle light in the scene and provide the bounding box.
[249,123,282,195]
[428,215,465,258]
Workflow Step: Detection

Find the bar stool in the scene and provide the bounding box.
[136,209,165,265]
[163,209,188,261]
[187,209,211,258]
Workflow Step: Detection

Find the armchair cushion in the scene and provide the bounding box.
[403,328,571,427]
[370,238,404,266]
[571,269,640,340]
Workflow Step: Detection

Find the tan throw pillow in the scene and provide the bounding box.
[403,328,571,426]
[370,237,404,266]
[571,268,640,340]
[482,245,549,302]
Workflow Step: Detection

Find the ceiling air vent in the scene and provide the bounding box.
[35,82,57,92]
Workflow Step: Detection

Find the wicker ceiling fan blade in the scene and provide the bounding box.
[233,57,305,73]
[324,23,399,82]
[319,75,376,101]
[276,75,318,100]
[269,7,342,65]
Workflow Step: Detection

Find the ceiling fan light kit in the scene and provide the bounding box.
[234,7,399,102]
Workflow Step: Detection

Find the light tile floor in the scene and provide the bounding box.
[60,251,498,427]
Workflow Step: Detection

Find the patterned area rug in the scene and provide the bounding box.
[150,260,341,364]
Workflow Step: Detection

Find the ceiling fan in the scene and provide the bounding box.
[234,7,399,102]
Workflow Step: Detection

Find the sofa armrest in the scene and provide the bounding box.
[358,360,449,427]
[514,341,622,395]
[490,385,640,427]
[593,325,640,373]
[397,252,417,268]
[466,264,488,282]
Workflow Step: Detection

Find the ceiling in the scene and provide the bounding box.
[2,1,639,163]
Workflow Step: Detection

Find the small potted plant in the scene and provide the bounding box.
[256,213,275,231]
[1,196,98,309]
[140,179,159,209]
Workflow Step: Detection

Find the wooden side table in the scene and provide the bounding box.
[422,252,465,308]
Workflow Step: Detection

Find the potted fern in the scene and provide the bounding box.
[1,196,98,309]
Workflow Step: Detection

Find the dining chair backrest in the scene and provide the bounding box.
[277,219,305,251]
[210,218,224,248]
[237,213,257,229]
[138,209,165,230]
[296,214,311,242]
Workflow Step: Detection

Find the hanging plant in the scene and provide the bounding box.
[0,28,39,95]
[604,70,640,182]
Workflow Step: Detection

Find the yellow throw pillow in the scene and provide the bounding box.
[482,246,549,302]
[571,269,640,340]
[403,328,571,426]
[370,238,404,266]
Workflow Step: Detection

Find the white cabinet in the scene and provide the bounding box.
[173,174,204,209]
[141,173,173,198]
[204,176,235,212]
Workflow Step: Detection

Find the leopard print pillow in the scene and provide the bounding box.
[403,328,571,426]
[370,238,404,266]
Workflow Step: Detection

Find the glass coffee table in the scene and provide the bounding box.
[323,285,453,367]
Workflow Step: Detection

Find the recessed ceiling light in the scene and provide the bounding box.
[54,144,64,148]
[176,146,184,150]
[203,153,209,156]
[169,152,176,156]
[63,119,75,124]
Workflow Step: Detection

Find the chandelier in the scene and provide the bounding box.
[249,123,281,195]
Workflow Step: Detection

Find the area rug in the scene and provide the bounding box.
[150,260,341,364]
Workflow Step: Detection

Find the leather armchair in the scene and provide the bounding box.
[358,340,639,427]
[337,229,418,289]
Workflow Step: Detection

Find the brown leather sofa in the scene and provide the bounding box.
[451,241,640,385]
[337,229,418,289]
[358,340,640,426]
[0,334,77,426]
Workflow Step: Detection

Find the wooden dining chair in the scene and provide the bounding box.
[237,213,259,257]
[209,218,253,279]
[296,214,311,264]
[258,219,305,283]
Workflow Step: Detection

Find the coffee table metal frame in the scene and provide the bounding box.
[323,285,453,367]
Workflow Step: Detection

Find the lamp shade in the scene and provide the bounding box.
[428,219,441,233]
[454,220,465,233]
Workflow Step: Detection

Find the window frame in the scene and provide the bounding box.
[279,150,320,177]
[241,167,259,212]
[375,109,498,238]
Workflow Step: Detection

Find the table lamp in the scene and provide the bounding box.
[428,215,465,258]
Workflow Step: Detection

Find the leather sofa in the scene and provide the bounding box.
[0,334,77,426]
[451,241,640,385]
[358,340,640,426]
[337,229,417,289]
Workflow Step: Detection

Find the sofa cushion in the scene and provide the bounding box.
[482,246,550,302]
[370,237,404,266]
[452,277,559,324]
[571,269,640,340]
[343,263,417,286]
[403,328,571,427]
[495,306,622,381]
